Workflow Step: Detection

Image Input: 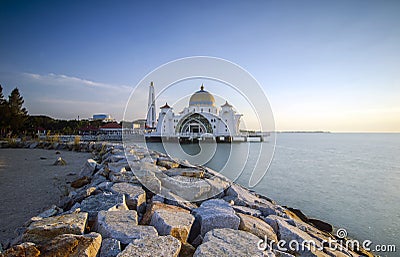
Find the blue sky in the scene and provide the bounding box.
[1,0,399,132]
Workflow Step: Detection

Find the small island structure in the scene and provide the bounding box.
[144,82,267,143]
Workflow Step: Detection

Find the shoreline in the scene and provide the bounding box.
[0,141,373,257]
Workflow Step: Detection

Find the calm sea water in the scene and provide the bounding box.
[145,133,400,255]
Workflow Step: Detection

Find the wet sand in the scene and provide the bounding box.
[0,148,91,247]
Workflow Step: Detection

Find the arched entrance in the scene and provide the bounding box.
[176,113,213,136]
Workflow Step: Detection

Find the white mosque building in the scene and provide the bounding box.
[145,82,243,141]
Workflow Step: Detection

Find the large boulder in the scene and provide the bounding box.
[2,242,40,257]
[39,232,102,257]
[189,199,240,243]
[150,208,195,243]
[93,210,157,244]
[99,238,121,257]
[276,219,327,257]
[111,183,146,212]
[141,202,191,225]
[117,235,181,257]
[232,205,262,217]
[224,184,277,216]
[237,213,278,242]
[193,228,264,257]
[79,193,128,221]
[22,212,88,244]
[160,176,211,202]
[80,159,98,177]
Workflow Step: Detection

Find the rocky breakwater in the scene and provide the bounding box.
[0,142,372,257]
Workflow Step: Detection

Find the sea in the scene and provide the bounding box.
[143,133,400,256]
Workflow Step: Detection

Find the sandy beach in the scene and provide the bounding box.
[0,148,91,246]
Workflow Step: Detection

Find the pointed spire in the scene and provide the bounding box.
[200,84,204,91]
[160,102,171,109]
[150,81,154,87]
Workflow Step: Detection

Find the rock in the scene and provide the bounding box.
[99,238,121,257]
[150,208,195,243]
[189,199,240,243]
[2,242,40,257]
[111,182,146,212]
[262,215,296,235]
[308,218,333,233]
[157,156,180,169]
[39,232,102,257]
[117,235,181,257]
[232,205,262,217]
[164,168,204,178]
[22,212,88,244]
[134,170,162,194]
[36,204,63,218]
[224,184,277,216]
[179,242,196,257]
[285,207,309,222]
[193,228,264,257]
[273,250,296,257]
[276,219,326,256]
[29,142,38,149]
[93,210,157,244]
[79,193,128,221]
[161,175,211,202]
[80,159,98,177]
[53,157,67,165]
[163,190,198,211]
[141,202,191,225]
[61,186,97,210]
[71,176,91,188]
[109,170,139,183]
[237,213,278,242]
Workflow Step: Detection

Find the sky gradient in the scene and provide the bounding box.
[1,0,399,132]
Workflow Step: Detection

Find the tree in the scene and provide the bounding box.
[0,85,9,137]
[8,87,28,136]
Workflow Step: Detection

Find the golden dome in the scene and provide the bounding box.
[189,84,215,107]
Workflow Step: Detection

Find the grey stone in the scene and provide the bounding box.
[111,183,146,212]
[53,157,67,165]
[276,219,326,257]
[80,159,98,177]
[94,210,157,244]
[99,238,121,257]
[225,183,277,216]
[233,205,262,217]
[189,199,240,242]
[164,168,205,178]
[193,228,264,257]
[161,175,211,202]
[36,204,63,218]
[80,193,128,221]
[134,170,162,194]
[117,235,181,257]
[237,213,278,242]
[262,215,296,235]
[150,208,195,243]
[22,212,88,244]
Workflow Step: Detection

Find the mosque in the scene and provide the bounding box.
[145,82,243,142]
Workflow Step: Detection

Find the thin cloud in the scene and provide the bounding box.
[23,72,132,91]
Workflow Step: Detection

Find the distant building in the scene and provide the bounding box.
[92,114,115,122]
[133,119,147,132]
[99,122,122,135]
